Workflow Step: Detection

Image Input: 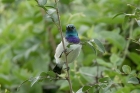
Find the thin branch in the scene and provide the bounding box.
[54,0,73,93]
[120,20,134,64]
[95,59,99,84]
[17,79,29,91]
[94,59,100,93]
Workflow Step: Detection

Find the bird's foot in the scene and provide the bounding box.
[66,50,73,56]
[59,49,67,58]
[64,67,70,71]
[63,49,67,53]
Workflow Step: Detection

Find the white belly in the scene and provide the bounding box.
[54,39,82,64]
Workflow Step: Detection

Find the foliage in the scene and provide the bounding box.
[0,0,140,93]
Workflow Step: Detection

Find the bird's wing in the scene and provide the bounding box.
[55,42,64,58]
[54,38,69,64]
[66,44,82,63]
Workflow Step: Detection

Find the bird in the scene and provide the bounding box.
[53,24,82,74]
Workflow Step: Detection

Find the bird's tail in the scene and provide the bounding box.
[53,64,63,74]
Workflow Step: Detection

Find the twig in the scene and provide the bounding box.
[17,79,29,91]
[94,59,100,93]
[94,59,99,83]
[120,20,134,65]
[54,0,73,93]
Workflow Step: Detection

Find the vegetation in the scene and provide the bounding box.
[0,0,140,93]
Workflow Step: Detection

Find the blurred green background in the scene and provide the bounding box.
[0,0,140,93]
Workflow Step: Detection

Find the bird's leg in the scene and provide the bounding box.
[66,50,73,56]
[63,62,70,71]
[59,49,73,58]
[66,66,70,71]
[64,66,70,71]
[59,49,67,58]
[63,49,67,53]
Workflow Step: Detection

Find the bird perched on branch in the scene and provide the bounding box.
[53,24,82,74]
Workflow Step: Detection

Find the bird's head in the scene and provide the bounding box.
[66,24,76,31]
[66,24,78,37]
[65,24,80,44]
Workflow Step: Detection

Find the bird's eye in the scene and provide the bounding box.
[71,26,74,29]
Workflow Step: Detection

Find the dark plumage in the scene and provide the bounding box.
[53,65,62,74]
[65,24,80,44]
[65,37,80,44]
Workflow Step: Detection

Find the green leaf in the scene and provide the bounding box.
[76,86,91,93]
[99,30,126,50]
[123,15,129,27]
[39,72,48,77]
[131,89,140,93]
[83,54,96,66]
[46,71,56,78]
[76,87,83,93]
[99,77,111,83]
[92,39,105,53]
[24,44,39,59]
[87,26,94,38]
[112,12,125,19]
[138,73,140,78]
[82,85,91,92]
[136,19,140,26]
[60,0,73,4]
[37,0,47,6]
[67,43,73,48]
[122,65,131,74]
[47,9,56,15]
[128,77,139,84]
[37,5,47,11]
[110,54,120,64]
[2,0,15,3]
[96,58,112,68]
[0,75,11,85]
[128,52,140,65]
[87,41,97,55]
[45,5,55,9]
[135,8,140,19]
[79,67,106,82]
[30,76,41,87]
[30,71,55,87]
[127,4,136,9]
[57,80,69,90]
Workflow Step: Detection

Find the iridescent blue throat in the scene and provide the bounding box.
[65,36,80,44]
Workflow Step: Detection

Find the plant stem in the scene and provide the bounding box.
[121,20,134,64]
[54,0,73,93]
[94,59,99,93]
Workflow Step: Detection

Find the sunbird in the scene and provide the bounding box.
[53,24,82,74]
